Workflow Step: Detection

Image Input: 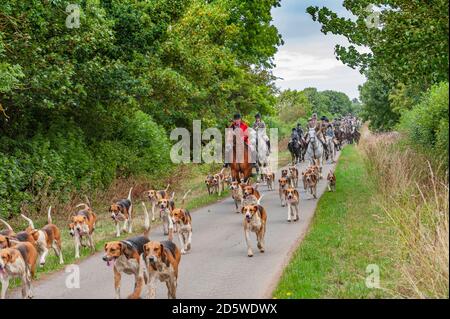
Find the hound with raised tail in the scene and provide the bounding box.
[142,237,181,299]
[0,219,35,245]
[0,241,38,299]
[69,199,97,259]
[20,207,64,266]
[284,188,300,222]
[109,187,133,237]
[145,184,170,222]
[242,195,267,257]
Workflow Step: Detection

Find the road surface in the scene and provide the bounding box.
[10,152,339,299]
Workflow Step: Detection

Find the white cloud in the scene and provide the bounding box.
[271,0,367,99]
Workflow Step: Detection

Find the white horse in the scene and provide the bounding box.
[305,128,324,178]
[249,128,269,182]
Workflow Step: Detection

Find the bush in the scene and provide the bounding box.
[0,112,173,218]
[398,82,449,167]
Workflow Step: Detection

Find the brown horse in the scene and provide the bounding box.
[226,130,252,182]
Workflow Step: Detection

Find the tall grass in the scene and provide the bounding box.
[359,127,449,298]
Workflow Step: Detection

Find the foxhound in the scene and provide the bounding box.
[288,166,299,188]
[230,181,244,213]
[109,187,133,237]
[242,195,266,257]
[145,184,170,222]
[142,239,181,299]
[171,208,192,255]
[103,202,151,299]
[0,242,38,299]
[327,170,336,192]
[284,188,300,222]
[69,200,97,259]
[278,177,289,207]
[21,207,63,266]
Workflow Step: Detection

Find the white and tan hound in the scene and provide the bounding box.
[109,187,133,237]
[20,207,63,266]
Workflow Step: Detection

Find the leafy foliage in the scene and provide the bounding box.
[307,0,449,132]
[0,0,282,216]
[398,82,449,165]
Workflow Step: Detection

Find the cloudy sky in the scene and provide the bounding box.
[271,0,366,99]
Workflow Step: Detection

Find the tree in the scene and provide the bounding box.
[307,0,449,89]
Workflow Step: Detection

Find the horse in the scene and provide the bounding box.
[288,138,302,164]
[225,129,252,182]
[305,128,324,178]
[249,128,269,182]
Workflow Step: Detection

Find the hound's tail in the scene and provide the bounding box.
[127,187,133,201]
[84,195,91,208]
[141,202,151,239]
[47,206,53,224]
[170,192,175,201]
[20,214,35,230]
[164,184,170,192]
[168,213,174,242]
[75,203,89,211]
[181,189,192,205]
[0,218,14,231]
[257,194,264,206]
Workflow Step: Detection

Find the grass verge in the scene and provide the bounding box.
[273,145,399,298]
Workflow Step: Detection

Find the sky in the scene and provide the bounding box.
[271,0,366,99]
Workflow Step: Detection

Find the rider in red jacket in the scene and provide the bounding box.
[230,113,249,144]
[224,113,253,168]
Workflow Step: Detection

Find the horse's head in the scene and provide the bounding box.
[308,128,316,141]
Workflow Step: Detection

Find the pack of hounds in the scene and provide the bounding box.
[0,164,336,300]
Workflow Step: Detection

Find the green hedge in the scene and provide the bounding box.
[0,112,172,218]
[398,82,449,167]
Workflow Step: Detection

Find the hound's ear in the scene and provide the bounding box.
[160,244,168,266]
[31,230,40,241]
[118,242,126,254]
[241,206,245,214]
[104,243,108,251]
[4,251,12,262]
[6,236,11,247]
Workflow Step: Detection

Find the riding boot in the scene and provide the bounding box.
[266,140,271,156]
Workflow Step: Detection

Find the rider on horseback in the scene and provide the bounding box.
[252,113,271,155]
[295,123,304,139]
[223,113,257,168]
